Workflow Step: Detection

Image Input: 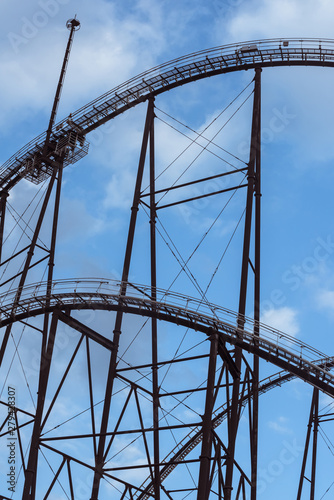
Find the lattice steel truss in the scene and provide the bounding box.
[0,36,334,500]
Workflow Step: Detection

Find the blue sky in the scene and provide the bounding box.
[2,0,334,498]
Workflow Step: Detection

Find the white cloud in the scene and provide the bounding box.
[261,307,299,337]
[0,0,169,134]
[317,289,334,311]
[216,0,334,42]
[2,3,334,497]
[210,0,334,171]
[303,264,334,316]
[268,416,293,435]
[103,169,136,210]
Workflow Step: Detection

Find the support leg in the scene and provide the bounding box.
[251,68,262,500]
[0,190,8,264]
[297,388,319,499]
[22,312,59,499]
[149,100,161,499]
[90,97,155,499]
[224,68,261,499]
[197,332,219,500]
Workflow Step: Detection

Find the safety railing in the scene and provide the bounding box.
[2,38,334,189]
[0,278,330,368]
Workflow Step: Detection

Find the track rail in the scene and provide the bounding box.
[1,278,333,396]
[2,38,334,190]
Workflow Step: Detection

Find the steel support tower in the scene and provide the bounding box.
[1,32,334,499]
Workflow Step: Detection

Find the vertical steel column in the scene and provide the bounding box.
[149,99,161,499]
[22,160,63,499]
[90,97,155,500]
[0,190,8,264]
[224,68,261,499]
[42,163,63,346]
[297,389,318,500]
[22,312,59,499]
[238,67,261,330]
[197,332,219,500]
[251,68,261,500]
[310,388,319,500]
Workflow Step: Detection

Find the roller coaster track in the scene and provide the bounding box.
[1,279,333,396]
[2,35,334,499]
[2,38,334,190]
[2,274,333,497]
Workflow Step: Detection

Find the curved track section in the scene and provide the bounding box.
[1,279,333,396]
[2,38,334,190]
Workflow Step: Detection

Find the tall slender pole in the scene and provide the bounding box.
[149,99,161,499]
[0,17,80,367]
[22,312,59,499]
[0,190,8,264]
[197,332,219,500]
[297,389,318,499]
[42,163,64,348]
[224,68,261,499]
[44,17,81,154]
[310,388,319,500]
[2,19,77,497]
[20,160,63,499]
[251,67,261,500]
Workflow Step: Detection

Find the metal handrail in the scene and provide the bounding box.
[0,278,333,392]
[2,38,334,189]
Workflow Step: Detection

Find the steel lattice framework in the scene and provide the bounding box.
[1,36,334,500]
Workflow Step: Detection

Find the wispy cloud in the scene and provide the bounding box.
[317,289,334,311]
[215,0,334,41]
[268,416,293,435]
[261,307,300,337]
